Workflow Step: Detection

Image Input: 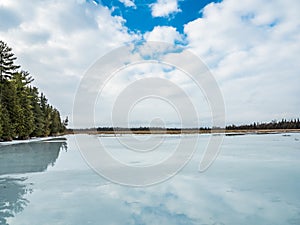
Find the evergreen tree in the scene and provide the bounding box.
[61,116,69,133]
[50,108,62,135]
[40,94,52,137]
[1,79,19,138]
[0,40,20,81]
[12,71,34,139]
[0,104,14,141]
[29,87,44,137]
[0,40,67,141]
[0,103,2,138]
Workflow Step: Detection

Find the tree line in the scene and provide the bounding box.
[0,40,68,141]
[96,119,300,132]
[96,127,211,132]
[226,118,300,130]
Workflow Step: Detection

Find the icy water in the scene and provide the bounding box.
[0,133,300,225]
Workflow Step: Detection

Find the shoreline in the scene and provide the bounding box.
[0,136,67,146]
[68,129,300,135]
[1,130,299,145]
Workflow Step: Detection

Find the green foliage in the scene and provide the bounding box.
[0,104,14,141]
[29,87,44,137]
[0,40,20,81]
[0,103,3,137]
[50,108,62,135]
[12,72,35,139]
[0,41,67,141]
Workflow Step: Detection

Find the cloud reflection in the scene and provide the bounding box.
[0,140,67,224]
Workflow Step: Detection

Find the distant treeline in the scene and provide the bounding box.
[95,119,300,132]
[96,127,211,132]
[0,40,68,141]
[226,119,300,130]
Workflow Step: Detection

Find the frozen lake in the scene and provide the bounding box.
[0,133,300,225]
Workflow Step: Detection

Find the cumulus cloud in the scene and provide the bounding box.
[1,0,299,127]
[93,61,208,127]
[0,0,139,124]
[184,0,300,124]
[119,0,136,8]
[150,0,181,18]
[144,26,183,44]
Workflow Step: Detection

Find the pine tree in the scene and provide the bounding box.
[0,104,14,141]
[1,79,19,138]
[29,87,44,137]
[61,116,69,133]
[0,40,20,81]
[0,103,3,138]
[12,71,34,139]
[0,40,67,140]
[50,108,62,135]
[40,93,52,137]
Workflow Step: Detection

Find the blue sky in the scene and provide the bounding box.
[98,0,220,33]
[0,0,299,128]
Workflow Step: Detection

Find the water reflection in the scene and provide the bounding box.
[0,140,67,224]
[0,140,67,175]
[1,134,300,225]
[0,177,32,225]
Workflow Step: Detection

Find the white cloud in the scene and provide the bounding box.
[93,61,208,127]
[184,0,300,124]
[150,0,181,18]
[119,0,136,8]
[0,0,139,125]
[144,26,183,44]
[1,0,299,127]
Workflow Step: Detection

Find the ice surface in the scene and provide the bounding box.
[0,133,299,225]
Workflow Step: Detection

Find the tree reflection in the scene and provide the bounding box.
[0,140,67,175]
[0,139,67,224]
[0,177,31,225]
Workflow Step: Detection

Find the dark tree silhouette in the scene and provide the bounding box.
[0,40,20,81]
[0,40,67,141]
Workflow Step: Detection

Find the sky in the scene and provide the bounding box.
[0,0,299,128]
